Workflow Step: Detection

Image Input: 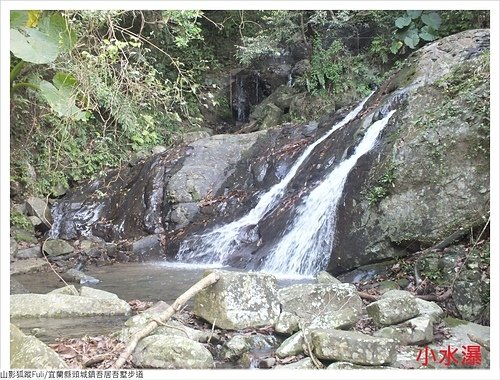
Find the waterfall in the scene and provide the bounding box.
[175,93,372,265]
[261,110,396,276]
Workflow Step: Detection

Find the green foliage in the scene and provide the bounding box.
[10,210,32,230]
[392,10,441,53]
[367,165,397,206]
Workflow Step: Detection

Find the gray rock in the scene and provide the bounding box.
[79,286,117,299]
[170,203,199,228]
[278,283,362,322]
[182,131,211,145]
[151,145,167,155]
[11,292,130,318]
[275,331,304,358]
[311,329,397,365]
[132,334,214,369]
[276,357,316,369]
[28,215,43,227]
[166,133,260,203]
[61,269,100,285]
[374,315,434,345]
[274,311,299,334]
[132,235,161,259]
[194,269,280,330]
[25,196,52,228]
[10,258,49,275]
[10,279,30,294]
[43,239,74,257]
[308,307,359,330]
[316,270,342,285]
[367,295,419,326]
[48,285,79,296]
[221,334,277,360]
[258,103,283,130]
[10,324,68,369]
[15,246,41,259]
[10,238,18,258]
[415,298,445,322]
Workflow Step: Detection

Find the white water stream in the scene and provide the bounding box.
[176,95,396,277]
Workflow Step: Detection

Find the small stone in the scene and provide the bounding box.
[15,246,41,259]
[316,270,342,285]
[275,331,304,358]
[43,239,74,257]
[258,357,276,369]
[367,294,419,326]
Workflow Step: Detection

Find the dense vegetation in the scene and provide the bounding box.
[10,9,488,201]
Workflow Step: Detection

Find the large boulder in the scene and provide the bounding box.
[278,283,362,322]
[25,196,52,229]
[311,329,397,366]
[10,324,68,369]
[329,29,490,273]
[131,335,214,369]
[194,269,280,330]
[10,287,130,318]
[42,239,74,257]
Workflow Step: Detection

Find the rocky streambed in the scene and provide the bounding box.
[10,268,490,370]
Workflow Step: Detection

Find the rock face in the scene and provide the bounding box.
[132,335,214,369]
[329,29,490,273]
[311,329,397,365]
[10,324,68,369]
[194,269,280,330]
[10,287,130,318]
[47,30,490,276]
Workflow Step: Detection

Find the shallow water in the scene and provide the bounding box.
[11,262,312,344]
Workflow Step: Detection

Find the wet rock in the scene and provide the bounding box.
[10,238,18,258]
[10,324,68,369]
[274,311,299,334]
[132,234,161,259]
[258,357,276,369]
[373,315,434,345]
[275,331,304,358]
[316,270,342,285]
[258,104,283,130]
[276,357,316,369]
[167,133,260,204]
[311,329,397,365]
[194,269,280,330]
[221,334,277,360]
[61,269,100,285]
[11,289,131,318]
[43,239,74,257]
[170,203,199,229]
[278,283,362,323]
[10,258,49,275]
[367,294,419,326]
[25,196,52,229]
[15,246,41,260]
[132,335,214,369]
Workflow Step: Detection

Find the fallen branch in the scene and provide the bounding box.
[113,272,220,369]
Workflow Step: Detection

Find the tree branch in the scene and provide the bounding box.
[113,272,220,369]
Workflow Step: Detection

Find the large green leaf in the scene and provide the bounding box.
[419,25,438,42]
[403,28,420,49]
[10,10,28,28]
[406,10,423,19]
[421,12,442,30]
[39,80,86,120]
[38,12,76,52]
[395,16,412,29]
[53,72,78,89]
[10,28,58,64]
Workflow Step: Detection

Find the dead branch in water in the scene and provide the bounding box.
[113,272,220,369]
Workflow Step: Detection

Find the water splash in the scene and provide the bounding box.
[176,93,373,265]
[261,110,396,276]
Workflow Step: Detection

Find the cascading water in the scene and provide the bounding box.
[261,110,396,276]
[175,93,373,266]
